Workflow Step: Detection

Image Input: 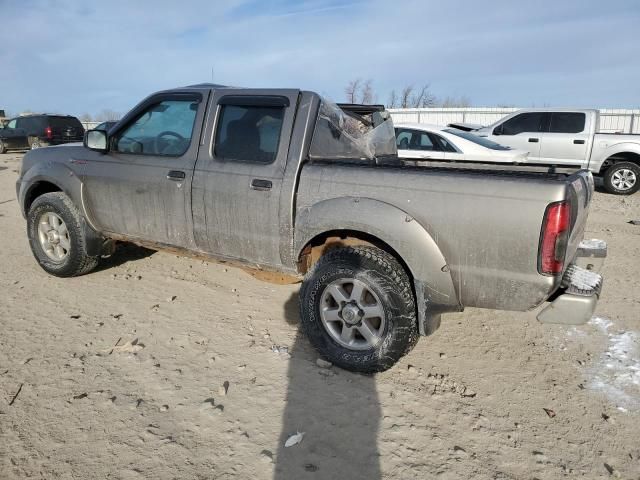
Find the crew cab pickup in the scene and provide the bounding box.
[16,85,606,372]
[466,109,640,195]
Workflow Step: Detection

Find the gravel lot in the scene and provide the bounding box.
[1,151,639,479]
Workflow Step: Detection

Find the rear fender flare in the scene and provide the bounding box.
[295,197,461,331]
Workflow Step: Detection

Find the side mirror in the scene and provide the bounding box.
[84,129,108,152]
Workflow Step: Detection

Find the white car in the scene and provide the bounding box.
[395,123,529,163]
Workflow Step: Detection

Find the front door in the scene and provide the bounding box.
[395,128,446,161]
[79,93,206,248]
[2,119,29,149]
[191,90,299,267]
[488,112,548,161]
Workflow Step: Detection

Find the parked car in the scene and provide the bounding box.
[0,114,84,152]
[94,121,117,132]
[16,84,605,372]
[0,118,29,153]
[395,123,529,163]
[460,109,640,194]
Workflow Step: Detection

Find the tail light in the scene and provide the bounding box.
[539,201,571,275]
[45,126,53,139]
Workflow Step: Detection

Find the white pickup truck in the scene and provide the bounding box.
[466,109,640,194]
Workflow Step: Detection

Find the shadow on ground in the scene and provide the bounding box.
[94,242,156,272]
[274,293,382,479]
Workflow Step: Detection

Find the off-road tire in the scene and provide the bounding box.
[603,161,640,195]
[27,192,99,277]
[0,139,6,154]
[299,246,419,373]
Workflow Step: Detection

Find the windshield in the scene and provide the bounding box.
[443,128,511,150]
[308,99,397,161]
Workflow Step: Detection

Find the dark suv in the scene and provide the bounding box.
[0,114,84,153]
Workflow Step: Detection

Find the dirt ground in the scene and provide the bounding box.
[1,151,639,480]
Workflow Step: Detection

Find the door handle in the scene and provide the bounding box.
[167,170,186,181]
[250,178,272,191]
[528,138,539,143]
[573,139,585,144]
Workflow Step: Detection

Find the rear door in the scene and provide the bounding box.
[538,112,589,166]
[79,92,206,248]
[191,90,299,267]
[488,112,548,160]
[48,116,85,143]
[395,128,446,160]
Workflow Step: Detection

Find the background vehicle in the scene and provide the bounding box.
[395,123,528,163]
[0,118,29,153]
[16,85,605,372]
[0,114,84,151]
[467,109,640,194]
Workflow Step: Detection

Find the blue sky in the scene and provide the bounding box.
[1,0,639,117]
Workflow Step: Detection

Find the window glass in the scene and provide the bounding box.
[431,133,458,152]
[214,105,284,163]
[499,113,546,135]
[549,113,585,134]
[114,99,198,156]
[395,129,436,151]
[443,128,511,150]
[7,119,17,129]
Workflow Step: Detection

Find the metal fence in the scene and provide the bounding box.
[388,107,640,134]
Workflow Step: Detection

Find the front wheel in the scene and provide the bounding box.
[0,139,6,154]
[299,246,419,373]
[27,192,99,277]
[603,162,640,195]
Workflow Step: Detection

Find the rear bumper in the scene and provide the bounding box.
[537,240,606,325]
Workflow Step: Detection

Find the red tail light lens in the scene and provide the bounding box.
[45,126,53,139]
[539,201,571,275]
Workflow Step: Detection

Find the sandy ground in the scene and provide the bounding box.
[0,151,639,480]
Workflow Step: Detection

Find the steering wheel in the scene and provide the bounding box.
[154,131,185,154]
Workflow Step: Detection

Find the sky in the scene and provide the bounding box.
[1,0,639,117]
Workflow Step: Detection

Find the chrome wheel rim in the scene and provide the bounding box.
[319,278,386,350]
[37,212,70,261]
[31,139,40,149]
[612,168,637,191]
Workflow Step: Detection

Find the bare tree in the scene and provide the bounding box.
[360,79,374,104]
[388,90,398,108]
[440,95,472,108]
[400,85,414,108]
[412,84,436,108]
[344,79,361,104]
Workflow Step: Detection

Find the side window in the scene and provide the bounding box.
[498,113,546,135]
[114,99,199,156]
[214,104,284,163]
[7,119,17,129]
[396,129,412,150]
[549,113,585,134]
[430,133,457,152]
[413,131,435,151]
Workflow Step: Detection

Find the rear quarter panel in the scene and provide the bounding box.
[296,164,572,311]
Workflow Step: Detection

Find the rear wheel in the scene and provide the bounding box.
[27,192,99,277]
[29,137,42,150]
[603,162,640,195]
[299,246,418,373]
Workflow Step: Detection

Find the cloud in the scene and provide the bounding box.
[1,0,639,116]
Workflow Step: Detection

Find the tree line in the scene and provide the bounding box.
[345,78,471,108]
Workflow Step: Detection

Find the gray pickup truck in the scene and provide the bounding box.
[16,84,606,372]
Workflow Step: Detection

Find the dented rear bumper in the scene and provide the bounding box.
[537,240,606,325]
